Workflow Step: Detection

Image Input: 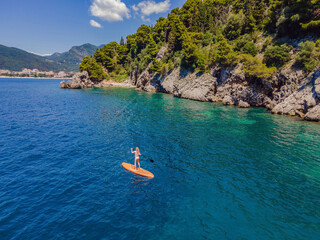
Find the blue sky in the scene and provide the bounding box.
[0,0,185,55]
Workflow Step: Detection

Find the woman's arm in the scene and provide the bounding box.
[131,148,135,154]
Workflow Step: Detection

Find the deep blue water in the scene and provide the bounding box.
[0,78,320,240]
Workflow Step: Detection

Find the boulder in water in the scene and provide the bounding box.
[238,100,250,108]
[60,81,67,88]
[304,105,320,122]
[222,95,235,105]
[60,71,94,89]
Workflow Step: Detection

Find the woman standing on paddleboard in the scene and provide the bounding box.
[131,147,141,169]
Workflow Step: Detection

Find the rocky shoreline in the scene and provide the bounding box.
[60,60,320,122]
[130,65,320,122]
[125,46,319,122]
[60,71,133,89]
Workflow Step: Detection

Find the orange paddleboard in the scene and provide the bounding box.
[122,162,154,178]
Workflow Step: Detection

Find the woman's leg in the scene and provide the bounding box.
[134,158,136,169]
[137,159,140,169]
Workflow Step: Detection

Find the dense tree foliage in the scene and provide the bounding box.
[79,56,107,81]
[264,44,292,68]
[241,54,276,78]
[80,0,320,81]
[296,41,320,71]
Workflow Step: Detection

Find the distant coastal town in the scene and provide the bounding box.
[0,68,75,78]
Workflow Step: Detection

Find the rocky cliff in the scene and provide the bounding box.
[129,48,320,122]
[61,48,320,122]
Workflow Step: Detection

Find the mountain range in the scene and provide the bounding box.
[0,43,100,72]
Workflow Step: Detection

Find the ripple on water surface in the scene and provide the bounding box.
[0,78,320,240]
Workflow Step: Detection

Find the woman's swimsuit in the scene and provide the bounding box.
[133,151,140,160]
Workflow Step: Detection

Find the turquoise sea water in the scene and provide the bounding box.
[0,78,320,240]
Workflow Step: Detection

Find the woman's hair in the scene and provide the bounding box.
[136,147,140,155]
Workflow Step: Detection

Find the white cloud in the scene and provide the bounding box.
[90,19,102,28]
[135,0,170,16]
[132,5,139,12]
[90,0,130,22]
[141,15,151,22]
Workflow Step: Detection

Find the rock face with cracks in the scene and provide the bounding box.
[271,69,320,121]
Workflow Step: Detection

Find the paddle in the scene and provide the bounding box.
[130,148,154,163]
[141,154,154,163]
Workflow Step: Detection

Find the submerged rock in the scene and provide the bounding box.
[222,95,235,105]
[238,100,250,108]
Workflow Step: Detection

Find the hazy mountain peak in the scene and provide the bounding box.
[0,43,99,72]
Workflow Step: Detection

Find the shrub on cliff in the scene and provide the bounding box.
[263,44,291,68]
[196,50,207,72]
[215,36,238,66]
[202,32,213,47]
[79,56,106,81]
[242,42,259,56]
[224,11,245,40]
[150,59,163,73]
[161,64,169,76]
[296,41,320,72]
[182,35,199,69]
[234,35,259,57]
[240,54,276,78]
[301,20,320,32]
[168,60,174,71]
